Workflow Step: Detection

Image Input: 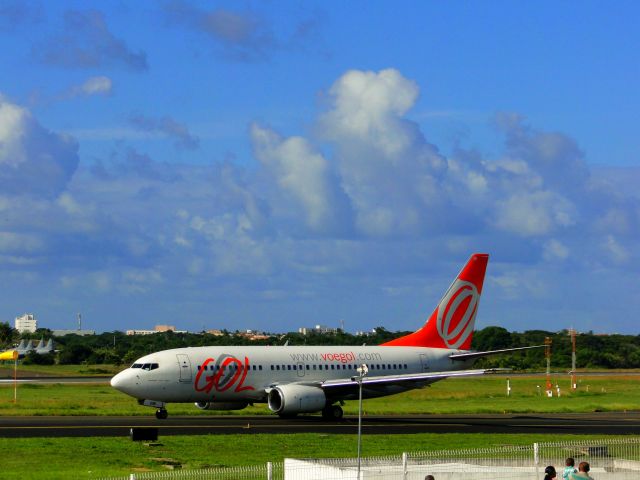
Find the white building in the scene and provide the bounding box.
[298,324,339,335]
[15,313,37,333]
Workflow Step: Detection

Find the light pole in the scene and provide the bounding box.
[354,363,368,480]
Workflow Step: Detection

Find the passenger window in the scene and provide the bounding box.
[259,365,263,371]
[306,365,310,370]
[276,365,280,370]
[270,365,274,370]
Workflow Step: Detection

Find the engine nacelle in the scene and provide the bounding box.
[194,401,249,411]
[267,384,327,415]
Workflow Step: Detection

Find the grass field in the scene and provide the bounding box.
[1,373,639,416]
[0,433,627,479]
[0,371,638,478]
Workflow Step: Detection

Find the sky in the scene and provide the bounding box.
[0,1,638,335]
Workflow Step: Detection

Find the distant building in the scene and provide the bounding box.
[154,325,176,332]
[15,314,37,333]
[207,329,225,336]
[126,325,187,336]
[238,329,270,341]
[298,324,338,335]
[356,328,378,336]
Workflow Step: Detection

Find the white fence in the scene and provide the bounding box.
[104,437,640,480]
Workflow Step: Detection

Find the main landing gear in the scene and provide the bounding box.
[322,404,344,420]
[155,408,168,420]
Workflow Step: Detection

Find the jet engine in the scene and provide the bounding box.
[194,401,249,411]
[267,384,327,415]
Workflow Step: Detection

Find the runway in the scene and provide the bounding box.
[1,412,639,438]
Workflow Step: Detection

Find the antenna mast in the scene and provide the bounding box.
[545,336,553,397]
[569,328,577,390]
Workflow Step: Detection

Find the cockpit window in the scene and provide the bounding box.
[131,363,159,370]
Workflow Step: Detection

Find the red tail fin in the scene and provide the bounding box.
[381,253,489,350]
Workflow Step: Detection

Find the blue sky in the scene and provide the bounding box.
[1,1,638,334]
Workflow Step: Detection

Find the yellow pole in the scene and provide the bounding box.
[13,350,18,403]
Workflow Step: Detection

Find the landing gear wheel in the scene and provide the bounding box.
[322,404,343,420]
[155,408,168,420]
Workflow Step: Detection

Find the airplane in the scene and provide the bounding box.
[111,253,541,420]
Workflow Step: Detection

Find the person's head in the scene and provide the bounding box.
[425,476,435,480]
[565,458,575,467]
[544,465,557,479]
[578,462,590,473]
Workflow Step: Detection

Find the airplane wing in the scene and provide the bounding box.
[317,367,508,390]
[448,345,545,361]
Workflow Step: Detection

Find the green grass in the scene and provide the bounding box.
[0,363,120,377]
[0,433,627,479]
[1,374,639,416]
[0,371,638,478]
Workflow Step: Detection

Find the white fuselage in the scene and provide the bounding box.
[110,345,472,404]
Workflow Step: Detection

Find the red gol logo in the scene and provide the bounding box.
[436,280,479,349]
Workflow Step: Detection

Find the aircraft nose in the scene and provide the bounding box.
[110,370,136,395]
[110,371,125,390]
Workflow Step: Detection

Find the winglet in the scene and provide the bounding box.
[381,253,489,350]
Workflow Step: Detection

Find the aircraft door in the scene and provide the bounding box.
[176,354,192,383]
[419,354,429,372]
[296,363,305,378]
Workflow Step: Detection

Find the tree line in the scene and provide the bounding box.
[1,321,638,369]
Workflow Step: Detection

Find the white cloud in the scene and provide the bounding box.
[250,123,340,232]
[317,68,448,236]
[0,96,79,197]
[76,76,113,96]
[543,239,570,261]
[603,235,629,264]
[493,191,577,237]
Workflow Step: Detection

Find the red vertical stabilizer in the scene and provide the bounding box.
[381,253,489,350]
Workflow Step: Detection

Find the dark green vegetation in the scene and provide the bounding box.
[2,321,640,369]
[0,433,626,479]
[1,374,638,416]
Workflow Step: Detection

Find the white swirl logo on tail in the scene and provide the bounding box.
[436,280,479,349]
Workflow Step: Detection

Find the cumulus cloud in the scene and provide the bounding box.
[493,191,577,236]
[250,123,350,233]
[0,68,638,333]
[0,96,79,197]
[33,10,148,71]
[129,114,199,150]
[318,68,448,236]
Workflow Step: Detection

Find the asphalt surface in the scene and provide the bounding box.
[1,412,639,438]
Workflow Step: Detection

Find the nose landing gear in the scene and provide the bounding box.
[155,408,168,420]
[139,399,168,419]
